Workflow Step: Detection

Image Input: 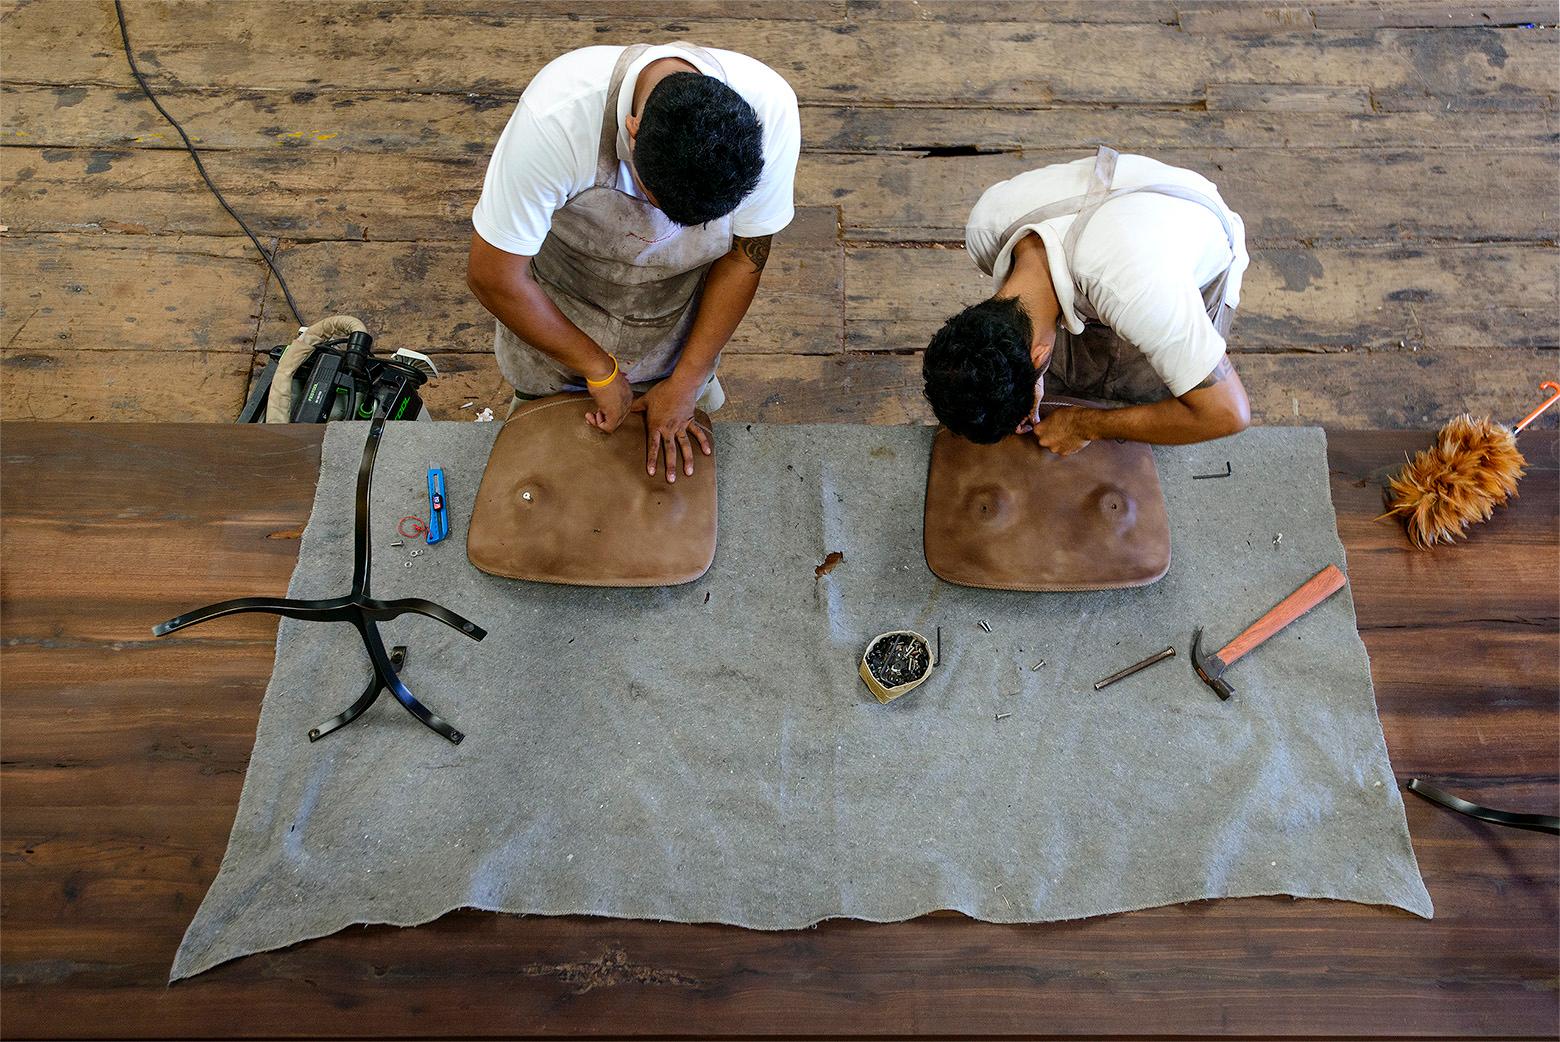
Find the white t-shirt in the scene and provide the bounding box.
[966,154,1249,397]
[472,45,800,256]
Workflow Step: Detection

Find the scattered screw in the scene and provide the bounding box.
[995,712,1012,721]
[390,540,404,547]
[1030,660,1046,671]
[978,620,992,633]
[1273,533,1283,548]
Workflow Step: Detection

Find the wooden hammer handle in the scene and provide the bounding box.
[1219,564,1348,665]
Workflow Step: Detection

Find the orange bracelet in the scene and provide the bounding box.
[585,355,619,389]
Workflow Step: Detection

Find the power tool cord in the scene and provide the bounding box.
[113,0,307,328]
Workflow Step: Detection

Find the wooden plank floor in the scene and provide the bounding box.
[1,423,1555,1038]
[1,0,1556,425]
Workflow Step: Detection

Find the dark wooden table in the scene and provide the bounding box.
[3,424,1555,1039]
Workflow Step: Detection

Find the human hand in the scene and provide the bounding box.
[583,368,633,433]
[630,378,713,483]
[1030,406,1093,456]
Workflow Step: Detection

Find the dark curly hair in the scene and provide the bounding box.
[634,72,764,227]
[922,296,1037,444]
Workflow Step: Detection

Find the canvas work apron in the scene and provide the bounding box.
[1000,146,1239,404]
[496,42,732,408]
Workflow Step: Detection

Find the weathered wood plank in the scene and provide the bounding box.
[844,1,1179,23]
[806,104,1560,152]
[6,3,1554,109]
[10,84,1555,158]
[1181,1,1554,31]
[1310,2,1555,29]
[0,346,254,421]
[804,149,1560,243]
[8,145,1556,245]
[1179,3,1318,32]
[1,146,480,241]
[1204,82,1372,112]
[0,234,267,354]
[844,242,1560,352]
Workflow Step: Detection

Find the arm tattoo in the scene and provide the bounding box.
[1192,356,1233,391]
[734,234,772,273]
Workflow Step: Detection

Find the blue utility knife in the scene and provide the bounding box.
[426,466,449,545]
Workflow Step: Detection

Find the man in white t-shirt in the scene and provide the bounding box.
[467,44,800,482]
[922,148,1252,455]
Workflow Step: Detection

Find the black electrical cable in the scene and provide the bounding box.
[113,0,307,329]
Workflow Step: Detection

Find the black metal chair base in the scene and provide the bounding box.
[152,407,485,743]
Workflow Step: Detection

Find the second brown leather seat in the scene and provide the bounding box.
[923,398,1171,591]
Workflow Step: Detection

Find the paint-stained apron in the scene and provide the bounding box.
[1000,146,1239,403]
[495,42,732,407]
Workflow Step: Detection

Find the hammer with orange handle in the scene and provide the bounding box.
[1191,564,1349,700]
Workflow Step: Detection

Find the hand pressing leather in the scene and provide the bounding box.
[632,377,712,483]
[1031,406,1093,457]
[583,369,633,433]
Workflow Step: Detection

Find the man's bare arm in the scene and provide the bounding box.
[633,235,772,480]
[662,235,772,388]
[1083,356,1250,443]
[465,232,615,381]
[1034,355,1250,454]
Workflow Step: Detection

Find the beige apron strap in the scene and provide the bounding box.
[594,42,728,188]
[1060,145,1119,258]
[594,45,651,186]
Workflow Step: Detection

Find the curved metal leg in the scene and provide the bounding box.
[361,622,463,744]
[308,646,405,742]
[351,413,388,596]
[152,595,355,636]
[360,597,487,641]
[1406,779,1560,835]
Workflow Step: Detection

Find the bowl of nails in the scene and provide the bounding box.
[859,629,937,704]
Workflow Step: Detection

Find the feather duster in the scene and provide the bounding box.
[1381,414,1526,549]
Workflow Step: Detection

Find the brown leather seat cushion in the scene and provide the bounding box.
[923,399,1170,591]
[467,393,717,587]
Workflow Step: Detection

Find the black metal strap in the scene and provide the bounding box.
[1406,779,1560,836]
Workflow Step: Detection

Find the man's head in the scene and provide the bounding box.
[629,72,764,227]
[922,296,1040,443]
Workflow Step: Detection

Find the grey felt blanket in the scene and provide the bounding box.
[170,422,1430,979]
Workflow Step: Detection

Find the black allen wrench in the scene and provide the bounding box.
[1192,461,1232,480]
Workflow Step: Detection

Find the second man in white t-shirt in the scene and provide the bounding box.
[468,43,800,483]
[922,148,1252,455]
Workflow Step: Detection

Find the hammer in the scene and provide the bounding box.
[1191,564,1349,700]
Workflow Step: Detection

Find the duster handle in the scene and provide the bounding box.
[1513,381,1560,433]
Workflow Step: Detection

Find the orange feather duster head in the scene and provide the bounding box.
[1381,414,1527,549]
